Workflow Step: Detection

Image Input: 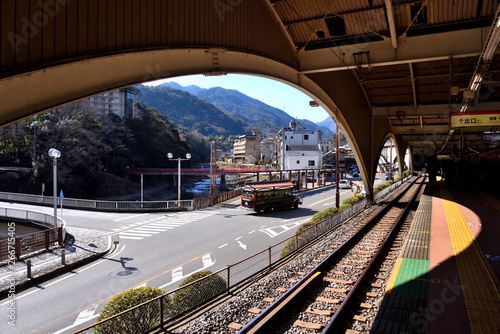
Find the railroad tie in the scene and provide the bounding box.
[294,320,325,330]
[228,322,243,330]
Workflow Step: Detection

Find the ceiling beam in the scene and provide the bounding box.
[408,63,418,109]
[385,0,398,49]
[299,27,487,73]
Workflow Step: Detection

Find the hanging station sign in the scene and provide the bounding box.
[451,111,500,127]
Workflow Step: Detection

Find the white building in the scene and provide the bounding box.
[275,120,322,170]
[87,87,139,118]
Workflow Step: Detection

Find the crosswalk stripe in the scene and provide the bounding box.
[119,232,152,237]
[148,224,177,229]
[130,229,160,234]
[131,227,168,232]
[119,236,143,240]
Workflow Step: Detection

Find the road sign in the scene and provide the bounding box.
[59,190,64,201]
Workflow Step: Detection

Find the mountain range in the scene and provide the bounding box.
[135,82,334,138]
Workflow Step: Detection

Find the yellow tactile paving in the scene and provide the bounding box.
[385,257,403,294]
[475,190,500,212]
[441,187,500,334]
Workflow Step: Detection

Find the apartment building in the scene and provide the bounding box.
[87,87,139,118]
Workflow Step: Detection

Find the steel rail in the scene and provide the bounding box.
[238,177,422,333]
[322,177,423,333]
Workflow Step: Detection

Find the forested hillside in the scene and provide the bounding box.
[136,85,250,136]
[0,102,209,199]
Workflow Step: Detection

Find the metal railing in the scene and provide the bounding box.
[193,189,243,208]
[373,175,411,201]
[0,207,63,228]
[74,176,414,333]
[0,207,65,263]
[0,227,64,263]
[0,191,194,212]
[74,198,369,334]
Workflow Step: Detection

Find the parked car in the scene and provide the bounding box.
[352,171,359,177]
[339,179,351,189]
[385,172,394,180]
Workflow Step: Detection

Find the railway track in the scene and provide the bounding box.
[236,176,425,334]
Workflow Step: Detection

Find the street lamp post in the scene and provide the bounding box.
[168,153,191,207]
[48,148,61,228]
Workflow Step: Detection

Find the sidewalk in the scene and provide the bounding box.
[0,227,111,296]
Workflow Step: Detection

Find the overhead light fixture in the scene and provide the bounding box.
[483,16,500,61]
[470,74,482,91]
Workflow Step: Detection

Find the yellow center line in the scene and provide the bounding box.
[307,190,350,207]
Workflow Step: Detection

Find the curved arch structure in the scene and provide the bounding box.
[2,0,499,199]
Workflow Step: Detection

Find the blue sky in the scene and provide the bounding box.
[145,74,330,123]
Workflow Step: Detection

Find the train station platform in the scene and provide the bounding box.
[373,179,500,334]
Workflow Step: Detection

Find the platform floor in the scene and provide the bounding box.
[372,179,500,334]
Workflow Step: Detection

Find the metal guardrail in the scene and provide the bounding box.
[0,207,65,263]
[0,207,63,229]
[0,191,194,212]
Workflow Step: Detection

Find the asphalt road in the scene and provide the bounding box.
[0,175,383,333]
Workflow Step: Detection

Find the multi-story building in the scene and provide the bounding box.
[233,131,261,164]
[260,137,275,164]
[275,120,322,170]
[320,138,334,155]
[87,87,140,118]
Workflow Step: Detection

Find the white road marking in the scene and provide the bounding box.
[73,305,99,326]
[259,219,309,238]
[119,232,152,237]
[202,254,215,267]
[130,226,169,232]
[171,267,183,282]
[159,254,215,289]
[248,230,256,234]
[235,236,242,241]
[219,243,228,248]
[119,236,143,240]
[128,228,160,234]
[237,241,247,250]
[113,214,146,222]
[1,245,127,305]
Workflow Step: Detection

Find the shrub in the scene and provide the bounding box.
[403,170,410,178]
[309,207,339,224]
[280,236,302,258]
[341,195,365,206]
[173,271,226,316]
[95,287,169,334]
[339,203,352,211]
[296,220,317,234]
